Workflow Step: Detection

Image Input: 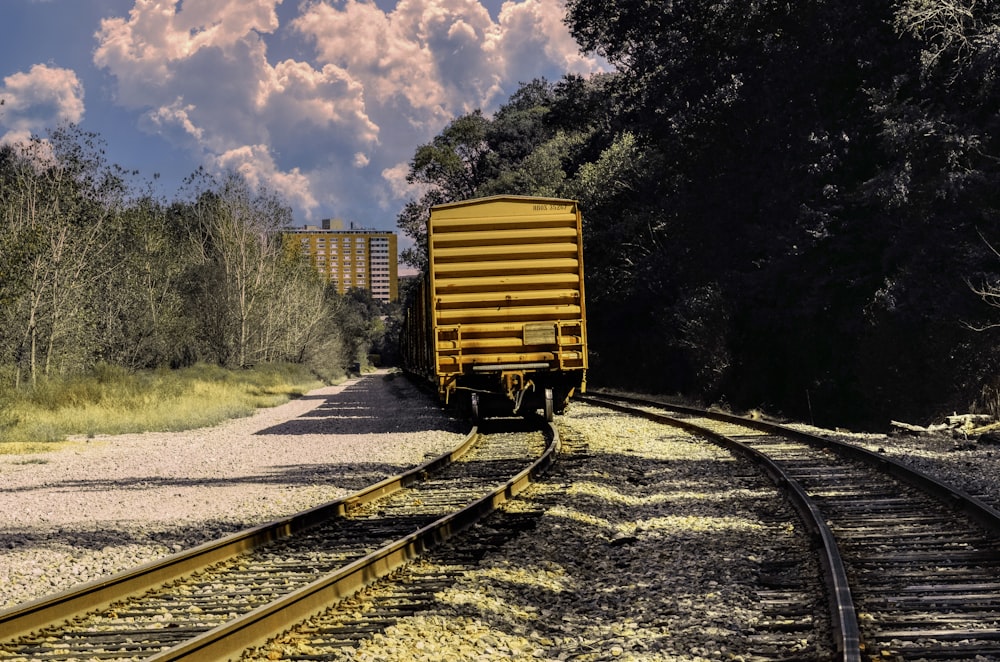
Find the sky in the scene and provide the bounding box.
[0,0,608,238]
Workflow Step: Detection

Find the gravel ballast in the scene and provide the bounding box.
[0,370,466,610]
[6,375,1000,660]
[271,401,828,661]
[253,401,1000,661]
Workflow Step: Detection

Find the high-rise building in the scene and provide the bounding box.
[285,219,398,303]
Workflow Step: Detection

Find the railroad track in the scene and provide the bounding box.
[0,419,557,661]
[583,393,1000,662]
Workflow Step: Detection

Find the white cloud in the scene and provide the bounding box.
[492,0,601,76]
[94,0,282,100]
[262,59,379,146]
[94,0,380,179]
[145,98,205,142]
[0,64,85,145]
[292,0,607,220]
[382,160,425,200]
[92,0,608,225]
[292,0,508,127]
[211,143,320,218]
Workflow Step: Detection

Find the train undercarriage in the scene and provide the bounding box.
[443,366,584,422]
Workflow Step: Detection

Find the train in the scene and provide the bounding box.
[400,195,589,421]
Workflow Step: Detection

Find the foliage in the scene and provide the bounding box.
[0,128,128,386]
[562,0,1000,426]
[395,76,617,268]
[395,0,1000,428]
[0,129,381,398]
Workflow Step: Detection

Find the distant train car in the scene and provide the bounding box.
[401,195,588,421]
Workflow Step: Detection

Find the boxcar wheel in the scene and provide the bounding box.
[544,388,554,422]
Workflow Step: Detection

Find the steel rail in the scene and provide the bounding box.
[585,391,1000,659]
[0,425,483,640]
[147,421,561,661]
[580,394,861,662]
[586,392,1000,538]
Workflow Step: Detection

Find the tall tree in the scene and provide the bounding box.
[187,172,292,368]
[561,0,1000,423]
[91,195,194,369]
[0,127,125,385]
[397,76,617,269]
[397,112,492,269]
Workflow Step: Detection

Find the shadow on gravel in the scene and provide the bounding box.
[0,461,424,494]
[254,378,466,436]
[0,519,261,554]
[442,447,817,659]
[311,438,822,659]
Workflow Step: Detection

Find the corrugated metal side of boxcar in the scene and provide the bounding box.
[401,275,434,384]
[426,196,588,402]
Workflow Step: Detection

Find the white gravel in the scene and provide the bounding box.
[252,401,829,661]
[8,375,1000,660]
[789,421,1000,511]
[0,370,467,610]
[253,404,1000,661]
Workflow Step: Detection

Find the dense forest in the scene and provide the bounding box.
[0,128,383,389]
[396,0,1000,429]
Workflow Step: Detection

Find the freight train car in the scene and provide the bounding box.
[401,195,588,421]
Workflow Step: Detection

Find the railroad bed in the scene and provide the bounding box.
[0,371,468,611]
[244,407,829,661]
[2,390,828,660]
[584,393,1000,661]
[0,421,554,660]
[7,376,1000,659]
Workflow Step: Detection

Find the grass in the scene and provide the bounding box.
[0,363,324,453]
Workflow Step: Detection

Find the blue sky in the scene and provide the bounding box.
[0,0,606,237]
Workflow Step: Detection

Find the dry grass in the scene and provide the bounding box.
[0,363,323,453]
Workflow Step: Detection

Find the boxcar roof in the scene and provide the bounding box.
[430,195,578,211]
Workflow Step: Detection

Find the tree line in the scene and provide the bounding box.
[397,0,1000,429]
[0,127,380,389]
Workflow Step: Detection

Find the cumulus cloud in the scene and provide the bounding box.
[491,0,600,75]
[93,0,607,225]
[210,143,319,216]
[292,0,600,129]
[382,161,423,200]
[292,0,607,218]
[94,0,376,153]
[0,64,85,145]
[94,0,282,100]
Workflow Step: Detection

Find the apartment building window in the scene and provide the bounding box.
[285,227,396,302]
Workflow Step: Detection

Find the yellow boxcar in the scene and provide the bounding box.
[403,195,588,421]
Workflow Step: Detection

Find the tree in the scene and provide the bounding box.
[396,189,446,271]
[328,287,384,369]
[559,0,1000,424]
[397,76,617,269]
[396,112,493,269]
[89,195,196,369]
[0,127,126,385]
[258,242,331,367]
[408,110,492,200]
[186,172,292,368]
